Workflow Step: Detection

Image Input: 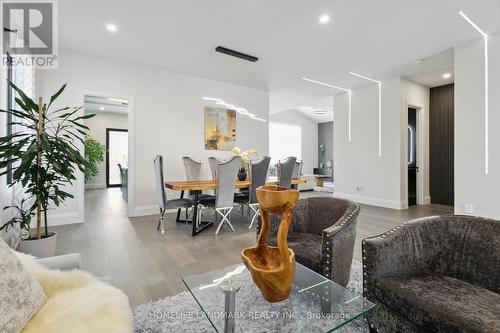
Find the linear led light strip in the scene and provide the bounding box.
[459,11,489,174]
[349,72,382,157]
[301,77,352,142]
[202,97,266,122]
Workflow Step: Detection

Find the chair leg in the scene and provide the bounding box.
[185,208,189,223]
[157,209,165,235]
[248,204,259,229]
[215,207,234,235]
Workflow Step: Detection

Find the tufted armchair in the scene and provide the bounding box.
[257,196,360,287]
[362,215,500,333]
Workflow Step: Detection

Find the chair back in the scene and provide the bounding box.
[292,160,303,179]
[215,156,241,208]
[277,156,297,188]
[249,156,271,204]
[208,156,224,180]
[182,156,203,180]
[153,155,167,211]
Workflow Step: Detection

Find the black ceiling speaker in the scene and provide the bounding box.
[215,46,258,62]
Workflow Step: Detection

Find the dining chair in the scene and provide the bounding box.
[199,156,241,235]
[291,160,303,190]
[182,156,213,219]
[154,155,193,235]
[244,156,271,229]
[208,156,224,180]
[277,156,297,188]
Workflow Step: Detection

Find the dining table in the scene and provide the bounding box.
[164,178,305,236]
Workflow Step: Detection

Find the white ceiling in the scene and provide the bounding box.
[394,48,455,88]
[60,0,499,93]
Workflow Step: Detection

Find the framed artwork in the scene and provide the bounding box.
[204,106,236,150]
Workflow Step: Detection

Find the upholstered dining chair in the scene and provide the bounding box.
[256,196,360,286]
[291,160,303,190]
[235,156,271,229]
[153,155,193,235]
[208,156,224,180]
[277,156,297,188]
[200,156,241,235]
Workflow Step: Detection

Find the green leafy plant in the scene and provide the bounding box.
[84,136,105,182]
[1,199,33,240]
[0,81,94,239]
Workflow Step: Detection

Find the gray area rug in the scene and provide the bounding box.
[133,261,368,333]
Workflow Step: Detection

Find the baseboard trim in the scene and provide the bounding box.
[40,211,83,227]
[84,183,106,190]
[333,192,404,210]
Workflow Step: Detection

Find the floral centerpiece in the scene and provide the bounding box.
[231,146,257,180]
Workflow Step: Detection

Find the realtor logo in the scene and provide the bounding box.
[1,0,58,68]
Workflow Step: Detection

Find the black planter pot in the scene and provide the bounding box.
[238,169,247,181]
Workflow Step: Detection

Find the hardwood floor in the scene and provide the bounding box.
[52,188,453,306]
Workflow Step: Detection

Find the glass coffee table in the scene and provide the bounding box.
[183,262,375,333]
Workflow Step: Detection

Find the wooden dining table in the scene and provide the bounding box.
[165,178,305,236]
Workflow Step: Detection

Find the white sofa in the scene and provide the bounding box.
[16,252,133,333]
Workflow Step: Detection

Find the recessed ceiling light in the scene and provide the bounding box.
[319,14,330,24]
[443,73,452,79]
[106,23,117,32]
[99,106,105,111]
[414,59,425,65]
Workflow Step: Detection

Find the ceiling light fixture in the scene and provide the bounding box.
[443,73,452,79]
[106,23,117,32]
[108,97,128,104]
[319,14,330,24]
[99,106,105,111]
[350,72,382,157]
[301,77,351,142]
[459,10,488,174]
[414,59,425,65]
[202,97,266,122]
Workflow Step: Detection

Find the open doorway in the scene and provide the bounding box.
[84,95,129,218]
[407,107,418,206]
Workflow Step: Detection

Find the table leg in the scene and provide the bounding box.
[221,280,240,333]
[176,190,185,222]
[315,178,324,187]
[191,191,199,236]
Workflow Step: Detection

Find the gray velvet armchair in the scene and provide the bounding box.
[257,196,360,287]
[362,215,500,333]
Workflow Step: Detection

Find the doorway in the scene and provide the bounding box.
[407,107,418,206]
[106,128,128,188]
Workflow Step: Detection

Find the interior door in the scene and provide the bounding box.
[408,108,417,206]
[106,128,128,187]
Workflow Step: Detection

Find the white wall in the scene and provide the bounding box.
[36,50,269,224]
[334,78,403,209]
[400,79,430,206]
[454,33,500,219]
[269,110,318,174]
[84,111,128,189]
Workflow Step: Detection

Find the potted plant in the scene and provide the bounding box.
[84,136,105,182]
[0,81,94,257]
[1,199,34,249]
[231,146,257,180]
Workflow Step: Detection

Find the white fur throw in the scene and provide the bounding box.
[16,252,133,333]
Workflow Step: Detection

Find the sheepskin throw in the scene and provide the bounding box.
[16,252,133,333]
[0,238,47,333]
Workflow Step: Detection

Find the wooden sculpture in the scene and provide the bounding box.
[241,185,300,302]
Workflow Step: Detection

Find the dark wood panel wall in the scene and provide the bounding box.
[429,84,454,206]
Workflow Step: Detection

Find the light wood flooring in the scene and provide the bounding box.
[52,188,453,306]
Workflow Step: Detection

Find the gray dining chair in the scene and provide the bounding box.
[246,156,271,229]
[199,156,241,235]
[182,156,203,181]
[277,156,297,188]
[208,156,224,180]
[291,160,303,190]
[154,155,193,235]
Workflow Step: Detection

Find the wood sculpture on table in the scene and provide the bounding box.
[241,185,300,302]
